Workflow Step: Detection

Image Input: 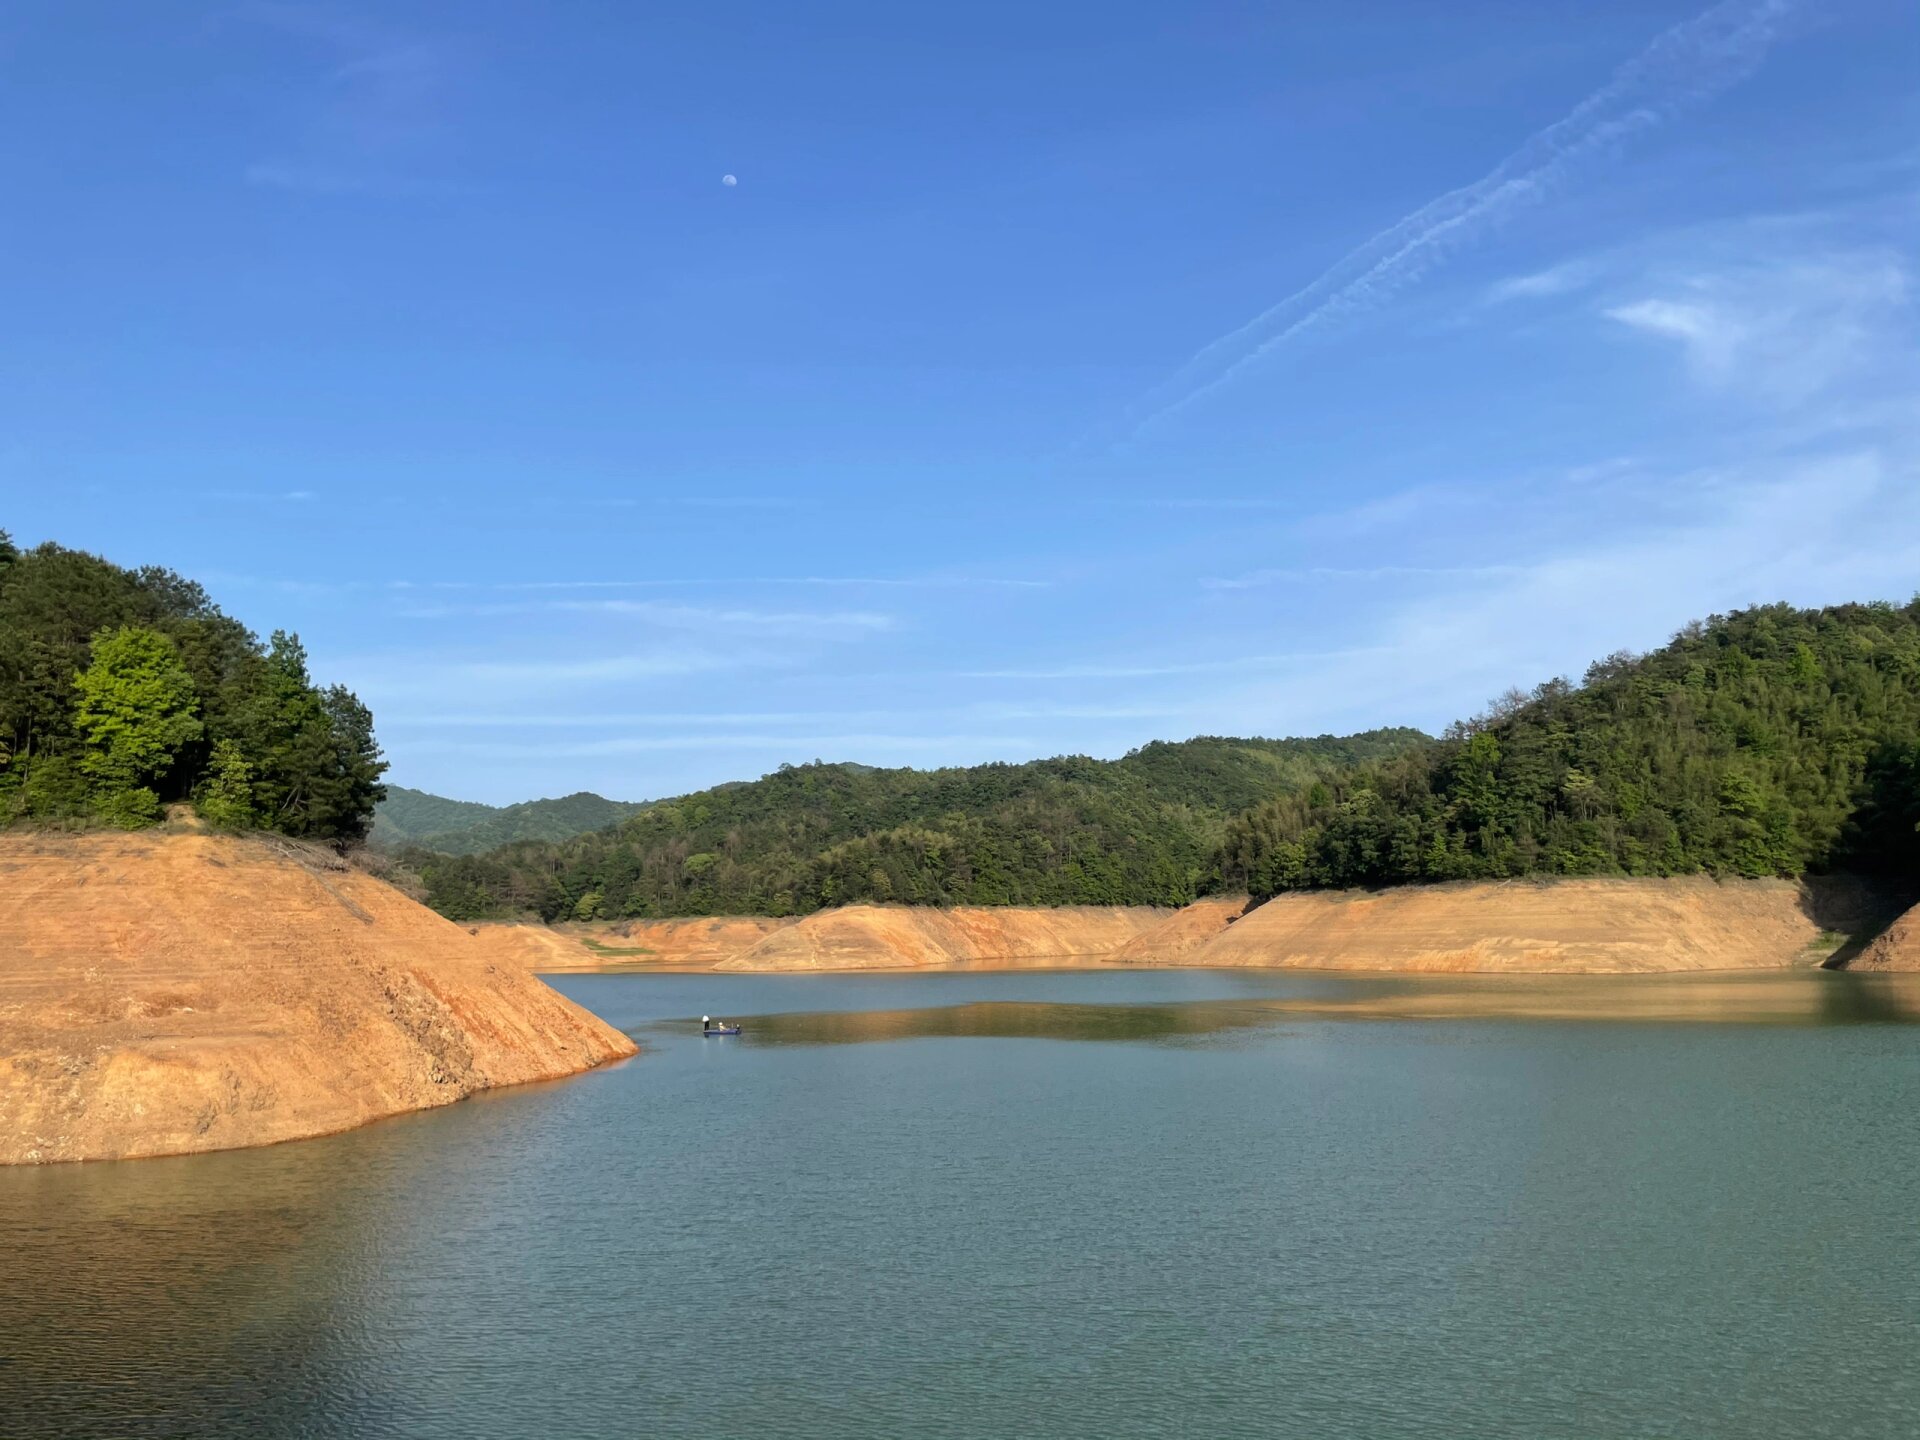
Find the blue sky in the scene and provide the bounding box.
[4,0,1916,803]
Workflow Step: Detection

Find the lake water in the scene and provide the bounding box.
[4,968,1918,1439]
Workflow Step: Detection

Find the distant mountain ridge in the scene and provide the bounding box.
[399,730,1431,921]
[374,786,647,855]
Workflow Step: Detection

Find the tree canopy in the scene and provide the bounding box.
[404,731,1427,921]
[1218,600,1920,897]
[373,786,649,854]
[0,531,386,843]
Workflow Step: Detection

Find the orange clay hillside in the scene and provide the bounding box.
[1853,902,1920,971]
[474,879,1899,973]
[717,905,1168,970]
[0,831,634,1165]
[474,916,800,970]
[1175,877,1827,973]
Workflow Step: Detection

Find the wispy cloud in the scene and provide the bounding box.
[481,576,1051,591]
[1203,564,1525,591]
[235,4,456,196]
[1125,0,1801,432]
[216,573,1047,595]
[406,733,1043,760]
[1198,448,1920,738]
[1604,252,1909,401]
[330,648,754,704]
[1111,497,1296,512]
[567,601,894,632]
[1485,260,1601,304]
[378,701,1182,729]
[197,488,316,503]
[392,599,897,634]
[958,648,1390,680]
[584,495,804,511]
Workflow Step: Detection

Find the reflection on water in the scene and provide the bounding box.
[722,999,1272,1046]
[5,967,1920,1440]
[716,970,1920,1046]
[2,1116,423,1434]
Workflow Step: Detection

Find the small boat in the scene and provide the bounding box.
[701,1018,742,1036]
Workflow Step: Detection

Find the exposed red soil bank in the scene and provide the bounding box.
[479,878,1871,975]
[1852,904,1920,971]
[0,832,634,1165]
[1107,895,1253,965]
[1185,877,1823,973]
[718,905,1169,970]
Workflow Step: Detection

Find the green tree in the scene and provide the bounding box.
[1220,600,1920,896]
[72,626,203,826]
[195,739,258,829]
[0,539,386,843]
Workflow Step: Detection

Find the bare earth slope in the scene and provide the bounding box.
[1187,877,1820,973]
[471,879,1851,975]
[0,832,635,1165]
[718,905,1168,970]
[1108,896,1252,965]
[1852,904,1920,971]
[467,917,798,970]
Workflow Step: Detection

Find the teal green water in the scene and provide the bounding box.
[3,968,1918,1438]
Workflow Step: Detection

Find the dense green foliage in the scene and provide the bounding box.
[373,785,648,855]
[0,531,386,843]
[408,731,1426,921]
[1219,601,1920,897]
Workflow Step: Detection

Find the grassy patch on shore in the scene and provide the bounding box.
[579,936,659,956]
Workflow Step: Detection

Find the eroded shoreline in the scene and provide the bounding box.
[483,875,1914,976]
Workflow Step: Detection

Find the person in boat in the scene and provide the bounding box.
[702,1015,712,1032]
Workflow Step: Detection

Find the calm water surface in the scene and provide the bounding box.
[3,968,1918,1439]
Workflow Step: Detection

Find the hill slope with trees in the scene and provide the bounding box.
[1219,600,1920,897]
[373,786,648,854]
[0,531,385,844]
[406,731,1427,921]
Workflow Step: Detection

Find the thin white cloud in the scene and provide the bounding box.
[1198,448,1920,738]
[958,648,1390,680]
[561,601,895,632]
[485,576,1051,591]
[216,573,1048,595]
[1128,0,1801,431]
[582,495,802,510]
[198,489,315,503]
[379,701,1182,729]
[331,648,753,704]
[1203,564,1525,591]
[1112,497,1296,512]
[969,703,1182,721]
[406,733,1043,759]
[236,4,453,196]
[1605,253,1909,401]
[383,709,897,729]
[1485,260,1600,303]
[392,599,897,633]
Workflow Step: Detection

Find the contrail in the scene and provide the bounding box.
[1127,0,1800,435]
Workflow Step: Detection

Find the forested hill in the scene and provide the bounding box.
[406,730,1427,921]
[373,786,646,854]
[0,531,385,842]
[1220,600,1920,897]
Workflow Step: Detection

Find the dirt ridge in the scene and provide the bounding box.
[1851,903,1920,971]
[0,831,634,1165]
[479,878,1872,974]
[1186,876,1822,972]
[719,904,1168,970]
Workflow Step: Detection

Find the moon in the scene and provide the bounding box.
[721,174,738,187]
